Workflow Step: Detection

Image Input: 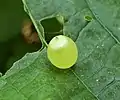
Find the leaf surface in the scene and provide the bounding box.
[0,0,120,100]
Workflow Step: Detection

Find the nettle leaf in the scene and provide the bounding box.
[0,0,120,100]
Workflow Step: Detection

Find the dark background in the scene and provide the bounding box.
[0,0,41,74]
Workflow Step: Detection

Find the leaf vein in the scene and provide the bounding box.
[85,0,120,45]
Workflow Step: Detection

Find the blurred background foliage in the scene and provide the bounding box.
[0,0,41,74]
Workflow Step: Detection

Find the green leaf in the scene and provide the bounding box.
[22,0,90,42]
[0,0,120,100]
[86,0,120,44]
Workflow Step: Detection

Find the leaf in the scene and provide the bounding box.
[22,0,90,41]
[86,0,120,44]
[0,0,120,100]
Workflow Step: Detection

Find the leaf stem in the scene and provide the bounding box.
[29,13,48,47]
[22,0,48,47]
